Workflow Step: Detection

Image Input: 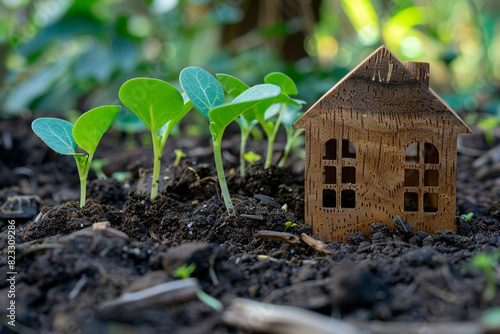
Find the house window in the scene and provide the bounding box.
[404,142,439,213]
[322,139,356,209]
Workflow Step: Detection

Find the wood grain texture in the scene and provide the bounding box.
[294,46,471,242]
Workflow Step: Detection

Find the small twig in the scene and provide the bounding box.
[209,251,220,286]
[240,214,265,221]
[256,230,300,244]
[101,278,199,311]
[68,275,88,300]
[301,233,332,255]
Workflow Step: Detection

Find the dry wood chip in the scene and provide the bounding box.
[300,233,332,255]
[256,230,299,244]
[101,278,199,311]
[93,221,130,241]
[222,298,360,334]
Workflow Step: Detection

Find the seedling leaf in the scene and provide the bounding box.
[32,118,81,156]
[209,84,281,137]
[73,105,120,155]
[119,78,184,132]
[180,66,224,120]
[157,93,194,138]
[216,73,249,98]
[264,72,298,95]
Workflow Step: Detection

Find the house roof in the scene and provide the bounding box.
[294,45,471,133]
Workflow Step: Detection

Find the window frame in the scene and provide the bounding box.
[322,138,357,210]
[403,142,439,213]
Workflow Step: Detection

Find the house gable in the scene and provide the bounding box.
[294,45,471,134]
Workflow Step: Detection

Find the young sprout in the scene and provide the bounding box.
[32,106,120,207]
[284,221,298,232]
[172,263,196,279]
[461,212,474,222]
[180,66,281,215]
[243,151,261,165]
[174,149,187,167]
[119,78,193,200]
[277,101,306,168]
[467,251,500,301]
[256,72,301,169]
[172,263,223,311]
[216,74,257,177]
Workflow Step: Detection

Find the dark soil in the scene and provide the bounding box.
[1,116,500,333]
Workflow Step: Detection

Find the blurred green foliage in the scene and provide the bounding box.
[1,0,499,124]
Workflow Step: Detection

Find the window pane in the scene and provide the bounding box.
[323,139,337,160]
[341,190,355,209]
[342,167,356,184]
[405,142,419,164]
[424,143,439,164]
[424,193,438,212]
[424,170,438,186]
[323,166,336,184]
[323,189,336,208]
[342,140,356,160]
[404,169,419,187]
[404,192,418,212]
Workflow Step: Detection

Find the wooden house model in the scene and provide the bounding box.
[294,46,471,242]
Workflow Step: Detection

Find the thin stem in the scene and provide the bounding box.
[278,127,304,168]
[239,129,249,177]
[74,154,92,208]
[213,135,235,215]
[265,103,286,169]
[151,133,164,200]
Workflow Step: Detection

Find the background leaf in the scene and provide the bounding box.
[32,118,81,156]
[180,66,224,120]
[119,78,184,132]
[73,105,121,155]
[264,72,298,95]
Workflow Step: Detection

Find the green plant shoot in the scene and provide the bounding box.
[180,66,281,215]
[243,151,261,165]
[467,251,500,301]
[216,73,257,177]
[174,149,187,167]
[32,106,120,207]
[277,100,306,168]
[119,78,193,200]
[256,72,300,168]
[461,212,474,222]
[172,263,196,279]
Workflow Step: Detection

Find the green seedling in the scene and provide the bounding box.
[172,263,196,279]
[461,212,474,222]
[119,78,193,200]
[216,74,257,177]
[243,151,261,165]
[32,106,120,207]
[173,263,223,311]
[477,116,500,146]
[91,158,108,179]
[466,251,500,301]
[174,149,187,167]
[180,66,281,215]
[278,99,306,168]
[257,72,301,168]
[284,221,298,232]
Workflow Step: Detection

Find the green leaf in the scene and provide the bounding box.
[119,78,185,133]
[157,94,193,138]
[32,118,82,156]
[72,105,120,155]
[209,84,281,137]
[180,66,224,120]
[264,72,298,95]
[216,73,249,99]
